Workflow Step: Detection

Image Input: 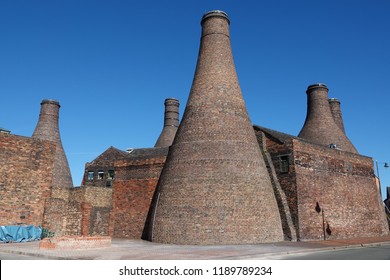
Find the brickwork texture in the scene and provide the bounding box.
[112,154,166,239]
[298,84,358,153]
[39,236,111,250]
[0,133,55,226]
[328,98,346,133]
[148,10,284,245]
[32,99,73,188]
[293,140,388,240]
[2,11,388,246]
[155,98,180,147]
[256,125,389,241]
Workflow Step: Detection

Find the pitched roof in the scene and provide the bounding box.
[124,147,169,159]
[253,125,296,144]
[88,146,129,165]
[0,127,11,134]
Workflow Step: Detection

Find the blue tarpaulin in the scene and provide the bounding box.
[0,225,42,243]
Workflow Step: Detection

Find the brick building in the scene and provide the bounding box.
[0,100,118,238]
[82,146,168,239]
[0,96,176,238]
[80,97,178,239]
[78,11,388,243]
[1,10,388,244]
[254,125,388,240]
[78,85,389,242]
[0,99,74,235]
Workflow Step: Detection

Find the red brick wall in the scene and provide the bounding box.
[259,134,299,239]
[43,186,112,237]
[112,179,158,238]
[81,202,91,236]
[259,130,389,241]
[293,139,389,240]
[0,133,55,226]
[111,156,166,239]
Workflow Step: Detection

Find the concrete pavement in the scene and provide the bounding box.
[1,235,390,260]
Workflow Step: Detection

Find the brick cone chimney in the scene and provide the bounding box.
[298,84,358,153]
[148,10,284,245]
[328,98,345,134]
[32,99,73,188]
[154,98,180,147]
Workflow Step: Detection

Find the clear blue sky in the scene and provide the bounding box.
[1,0,389,198]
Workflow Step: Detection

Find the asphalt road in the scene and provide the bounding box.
[276,244,390,260]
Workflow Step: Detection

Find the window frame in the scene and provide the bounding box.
[279,155,290,174]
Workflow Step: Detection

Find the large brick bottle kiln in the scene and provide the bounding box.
[32,99,73,188]
[147,10,284,245]
[298,84,358,153]
[328,97,346,133]
[154,98,180,147]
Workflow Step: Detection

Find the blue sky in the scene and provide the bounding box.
[1,0,389,198]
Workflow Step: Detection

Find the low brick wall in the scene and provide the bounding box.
[39,236,111,250]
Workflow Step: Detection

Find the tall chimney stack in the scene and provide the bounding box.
[32,99,73,188]
[154,98,180,147]
[328,98,345,133]
[148,11,284,245]
[298,84,357,153]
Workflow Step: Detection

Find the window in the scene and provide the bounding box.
[279,155,289,173]
[87,171,94,181]
[106,170,114,187]
[107,170,115,180]
[97,171,104,180]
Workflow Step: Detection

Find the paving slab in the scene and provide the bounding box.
[1,236,390,260]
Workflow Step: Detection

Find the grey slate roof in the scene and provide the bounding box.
[124,146,169,159]
[0,127,11,133]
[253,125,297,144]
[88,146,169,165]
